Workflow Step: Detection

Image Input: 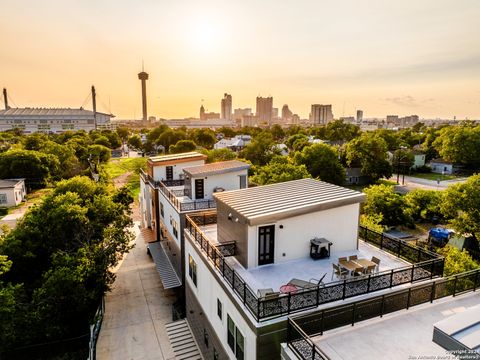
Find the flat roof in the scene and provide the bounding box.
[213,178,366,225]
[312,292,480,360]
[148,152,207,165]
[0,108,112,117]
[183,160,250,177]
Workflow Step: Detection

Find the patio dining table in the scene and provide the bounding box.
[338,259,358,273]
[352,258,377,268]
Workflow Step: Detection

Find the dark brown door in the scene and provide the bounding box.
[258,225,275,265]
[195,179,204,199]
[166,166,173,180]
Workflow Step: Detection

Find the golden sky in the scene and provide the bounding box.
[1,0,480,120]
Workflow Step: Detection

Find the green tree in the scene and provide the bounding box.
[404,189,442,222]
[325,120,360,141]
[239,132,280,166]
[270,124,286,141]
[437,245,479,276]
[433,124,480,168]
[128,134,143,150]
[201,148,237,163]
[293,143,345,185]
[363,184,410,226]
[0,149,59,189]
[251,156,310,185]
[116,127,129,144]
[345,133,392,183]
[285,134,308,150]
[169,140,197,154]
[157,129,187,150]
[190,129,216,149]
[94,135,112,148]
[440,174,480,243]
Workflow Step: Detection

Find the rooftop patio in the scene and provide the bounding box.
[200,223,411,294]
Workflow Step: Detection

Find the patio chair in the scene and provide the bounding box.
[332,263,349,280]
[338,256,347,263]
[348,255,358,261]
[363,264,376,275]
[371,256,381,272]
[257,288,274,298]
[353,266,364,276]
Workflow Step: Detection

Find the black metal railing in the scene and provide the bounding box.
[185,214,445,322]
[287,318,330,360]
[140,170,217,212]
[287,268,480,360]
[359,226,440,262]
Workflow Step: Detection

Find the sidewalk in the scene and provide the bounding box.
[96,223,177,360]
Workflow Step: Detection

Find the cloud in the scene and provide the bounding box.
[382,96,436,108]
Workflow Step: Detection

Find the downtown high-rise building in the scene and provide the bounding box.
[221,93,232,121]
[356,110,363,122]
[282,104,293,122]
[310,104,334,125]
[256,96,273,125]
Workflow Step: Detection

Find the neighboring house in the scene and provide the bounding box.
[429,158,461,175]
[182,178,445,359]
[214,135,252,152]
[0,179,26,207]
[412,151,426,169]
[345,167,370,185]
[139,151,250,294]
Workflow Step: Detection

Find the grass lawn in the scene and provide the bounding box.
[104,157,147,199]
[409,172,458,181]
[104,157,147,179]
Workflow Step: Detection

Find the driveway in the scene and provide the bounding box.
[390,174,468,191]
[96,223,177,360]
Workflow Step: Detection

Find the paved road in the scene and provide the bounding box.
[390,174,468,192]
[96,223,177,360]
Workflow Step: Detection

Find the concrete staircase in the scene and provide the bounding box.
[165,319,203,360]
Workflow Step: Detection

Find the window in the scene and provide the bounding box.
[227,315,244,360]
[0,194,7,204]
[217,299,222,320]
[188,254,197,286]
[213,348,219,360]
[239,175,247,189]
[160,202,164,218]
[203,328,209,348]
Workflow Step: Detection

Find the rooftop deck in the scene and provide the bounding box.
[186,214,444,322]
[201,223,410,294]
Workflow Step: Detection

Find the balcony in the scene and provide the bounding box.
[185,213,445,322]
[140,169,216,212]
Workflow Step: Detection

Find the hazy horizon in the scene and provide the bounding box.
[1,0,480,120]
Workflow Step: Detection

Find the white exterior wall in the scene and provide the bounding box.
[189,170,248,200]
[413,154,426,168]
[159,193,182,248]
[246,204,360,268]
[185,238,257,360]
[430,162,453,174]
[139,178,152,228]
[152,159,205,182]
[0,182,26,207]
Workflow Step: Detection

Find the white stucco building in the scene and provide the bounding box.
[182,178,447,359]
[0,108,114,134]
[0,179,26,207]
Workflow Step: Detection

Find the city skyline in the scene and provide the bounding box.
[1,0,480,120]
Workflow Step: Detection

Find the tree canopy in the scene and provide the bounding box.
[251,156,310,185]
[293,143,345,185]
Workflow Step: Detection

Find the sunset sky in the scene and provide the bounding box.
[1,0,480,120]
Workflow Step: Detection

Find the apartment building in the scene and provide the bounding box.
[182,179,445,359]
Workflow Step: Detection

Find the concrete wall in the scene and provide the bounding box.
[185,238,257,360]
[0,182,26,208]
[246,204,360,268]
[217,201,249,268]
[159,192,182,249]
[188,170,248,201]
[152,160,205,181]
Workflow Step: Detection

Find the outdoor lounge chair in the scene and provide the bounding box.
[288,273,327,289]
[332,263,349,280]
